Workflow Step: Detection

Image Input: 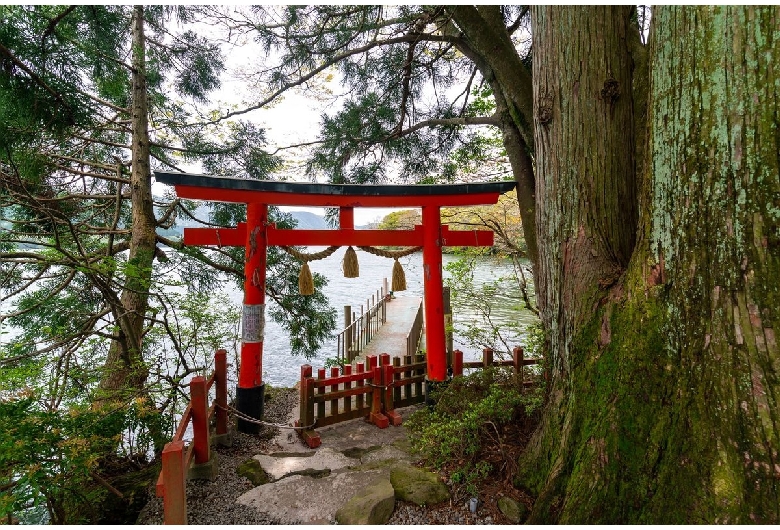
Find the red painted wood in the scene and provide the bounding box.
[330,366,339,416]
[238,204,267,388]
[344,364,353,413]
[422,206,446,381]
[483,347,494,369]
[173,184,502,208]
[339,207,354,229]
[183,223,494,248]
[452,350,463,375]
[161,440,187,525]
[190,376,210,465]
[215,349,228,436]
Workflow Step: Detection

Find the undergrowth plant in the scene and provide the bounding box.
[406,367,544,497]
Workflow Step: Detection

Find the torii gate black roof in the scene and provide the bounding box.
[154,171,516,207]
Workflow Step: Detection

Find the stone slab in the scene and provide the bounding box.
[236,469,388,524]
[252,447,357,481]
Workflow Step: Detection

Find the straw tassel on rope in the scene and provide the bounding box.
[343,246,359,278]
[392,258,407,292]
[298,261,314,295]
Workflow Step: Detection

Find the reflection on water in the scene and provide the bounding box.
[226,249,538,386]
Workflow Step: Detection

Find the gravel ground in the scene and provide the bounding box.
[137,387,506,525]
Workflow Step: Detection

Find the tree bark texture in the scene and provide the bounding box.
[520,6,779,523]
[532,5,638,378]
[96,6,157,402]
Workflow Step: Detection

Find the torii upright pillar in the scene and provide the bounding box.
[237,203,267,433]
[422,205,447,382]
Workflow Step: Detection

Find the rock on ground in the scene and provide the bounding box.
[335,478,396,525]
[236,468,387,524]
[389,463,450,506]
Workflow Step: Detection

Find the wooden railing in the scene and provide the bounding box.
[404,301,424,358]
[155,349,229,525]
[297,347,537,448]
[335,285,388,364]
[455,346,538,387]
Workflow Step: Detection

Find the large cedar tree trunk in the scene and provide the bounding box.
[96,6,157,402]
[520,6,779,523]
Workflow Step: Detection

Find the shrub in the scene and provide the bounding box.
[406,367,543,495]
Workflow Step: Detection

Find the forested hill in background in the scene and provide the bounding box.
[156,203,330,239]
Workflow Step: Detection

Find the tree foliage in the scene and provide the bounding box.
[0,6,335,521]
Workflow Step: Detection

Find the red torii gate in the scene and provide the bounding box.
[155,172,515,432]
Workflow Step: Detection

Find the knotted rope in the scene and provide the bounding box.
[281,246,339,295]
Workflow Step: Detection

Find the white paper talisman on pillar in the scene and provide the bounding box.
[242,304,265,343]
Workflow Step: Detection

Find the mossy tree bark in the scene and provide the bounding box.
[520,6,780,523]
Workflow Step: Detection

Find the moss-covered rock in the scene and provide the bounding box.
[236,458,270,486]
[335,478,395,525]
[389,464,449,506]
[498,496,527,523]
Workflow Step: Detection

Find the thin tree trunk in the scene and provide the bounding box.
[96,5,156,402]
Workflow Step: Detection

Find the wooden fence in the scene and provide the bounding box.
[297,347,537,448]
[155,349,229,525]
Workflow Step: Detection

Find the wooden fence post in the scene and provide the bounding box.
[482,347,494,369]
[344,364,353,414]
[215,349,228,437]
[513,346,524,390]
[368,355,388,428]
[330,366,340,417]
[297,365,320,448]
[453,349,463,377]
[317,368,326,420]
[356,362,365,411]
[161,440,187,525]
[384,363,402,426]
[190,376,209,465]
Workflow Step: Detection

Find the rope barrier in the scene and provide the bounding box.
[216,403,317,431]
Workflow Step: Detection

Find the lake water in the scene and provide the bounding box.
[229,249,538,387]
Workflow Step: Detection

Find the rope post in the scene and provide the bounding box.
[161,440,187,525]
[453,349,464,377]
[190,376,210,465]
[215,350,228,438]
